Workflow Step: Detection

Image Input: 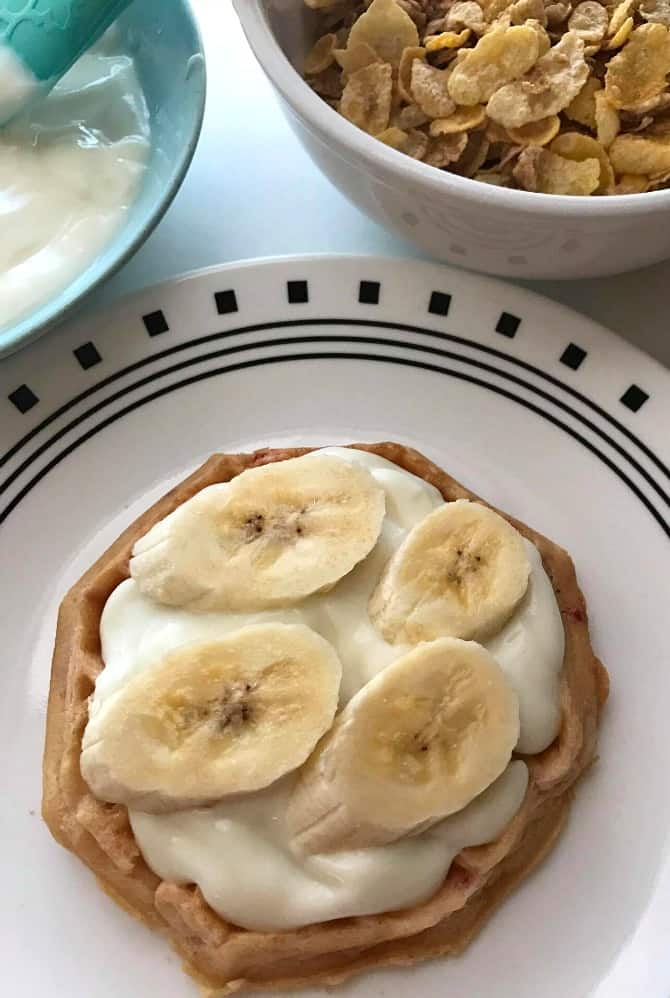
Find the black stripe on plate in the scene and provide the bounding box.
[2,319,663,485]
[2,334,667,519]
[0,350,668,540]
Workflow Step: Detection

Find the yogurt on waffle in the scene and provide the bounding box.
[91,448,564,931]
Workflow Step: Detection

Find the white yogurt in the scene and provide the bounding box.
[0,31,150,329]
[93,448,564,931]
[130,761,529,932]
[488,542,563,753]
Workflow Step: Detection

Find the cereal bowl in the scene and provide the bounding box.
[234,0,670,279]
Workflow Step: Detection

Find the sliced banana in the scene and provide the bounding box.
[287,637,519,852]
[130,454,386,611]
[81,623,342,812]
[369,499,531,644]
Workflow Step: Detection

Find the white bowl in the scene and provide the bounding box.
[234,0,670,279]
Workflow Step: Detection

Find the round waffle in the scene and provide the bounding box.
[42,443,609,995]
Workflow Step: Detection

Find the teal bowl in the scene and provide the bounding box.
[0,0,206,359]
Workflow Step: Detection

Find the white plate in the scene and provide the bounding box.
[2,256,668,998]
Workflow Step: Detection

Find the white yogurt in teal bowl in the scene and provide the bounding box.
[0,1,205,357]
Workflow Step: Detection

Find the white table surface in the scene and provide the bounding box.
[89,0,670,370]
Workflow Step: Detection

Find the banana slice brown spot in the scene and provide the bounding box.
[287,637,520,852]
[130,454,386,611]
[171,680,255,740]
[81,623,343,812]
[369,499,531,643]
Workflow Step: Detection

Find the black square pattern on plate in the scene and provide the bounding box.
[287,280,309,304]
[9,384,39,414]
[496,312,521,338]
[215,289,239,315]
[620,384,649,412]
[359,280,381,305]
[143,310,169,337]
[560,343,587,370]
[428,291,451,317]
[74,341,102,370]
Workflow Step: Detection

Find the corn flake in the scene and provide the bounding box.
[475,170,509,184]
[605,24,670,108]
[507,114,561,143]
[568,2,609,44]
[640,0,670,25]
[430,105,487,133]
[446,1,488,34]
[447,25,541,106]
[309,65,344,99]
[604,16,634,49]
[456,131,492,174]
[487,31,590,127]
[393,103,430,128]
[625,91,670,114]
[376,126,410,149]
[616,173,651,192]
[499,142,525,167]
[486,118,513,142]
[305,33,338,75]
[411,60,457,117]
[594,90,621,145]
[425,131,469,166]
[404,128,430,159]
[480,0,517,20]
[513,145,601,192]
[398,46,426,102]
[609,132,670,172]
[608,0,637,37]
[546,2,572,26]
[339,61,393,134]
[346,0,419,67]
[334,43,380,76]
[509,0,547,25]
[528,20,552,55]
[425,30,472,52]
[550,131,615,191]
[566,76,602,128]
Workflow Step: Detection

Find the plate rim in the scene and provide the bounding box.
[2,255,668,538]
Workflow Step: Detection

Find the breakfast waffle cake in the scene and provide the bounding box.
[42,442,609,995]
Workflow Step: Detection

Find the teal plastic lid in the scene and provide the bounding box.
[0,0,133,84]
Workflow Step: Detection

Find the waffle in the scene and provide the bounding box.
[42,442,609,995]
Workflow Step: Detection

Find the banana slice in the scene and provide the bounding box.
[287,637,519,852]
[81,623,342,812]
[130,454,386,611]
[369,499,531,644]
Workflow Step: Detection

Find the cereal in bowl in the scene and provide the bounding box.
[303,0,670,194]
